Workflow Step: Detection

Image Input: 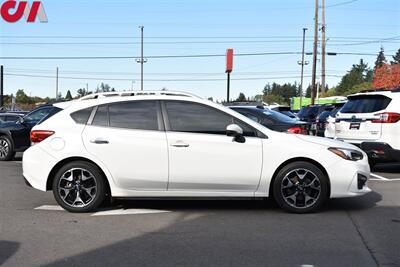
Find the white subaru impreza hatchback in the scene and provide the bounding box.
[23,91,371,213]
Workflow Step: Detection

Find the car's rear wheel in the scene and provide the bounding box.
[0,136,15,161]
[52,161,106,213]
[273,161,329,213]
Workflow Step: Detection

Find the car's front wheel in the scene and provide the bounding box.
[273,161,329,213]
[0,136,15,161]
[52,161,106,212]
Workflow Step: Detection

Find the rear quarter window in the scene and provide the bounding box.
[341,95,392,113]
[70,107,93,124]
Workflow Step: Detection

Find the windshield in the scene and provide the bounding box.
[298,106,319,118]
[262,109,298,123]
[341,95,391,113]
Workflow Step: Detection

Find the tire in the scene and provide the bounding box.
[52,161,106,213]
[273,161,329,213]
[0,136,15,161]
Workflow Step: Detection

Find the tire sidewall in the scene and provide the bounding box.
[273,161,329,213]
[52,161,106,213]
[0,136,15,161]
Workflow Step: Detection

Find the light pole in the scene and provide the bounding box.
[136,26,147,91]
[298,28,309,109]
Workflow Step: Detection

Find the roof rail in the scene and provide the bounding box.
[360,87,400,93]
[79,90,201,100]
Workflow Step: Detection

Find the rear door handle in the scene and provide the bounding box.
[171,141,189,148]
[90,138,109,144]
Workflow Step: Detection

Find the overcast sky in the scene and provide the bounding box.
[1,0,399,100]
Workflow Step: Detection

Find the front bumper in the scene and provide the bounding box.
[328,156,371,198]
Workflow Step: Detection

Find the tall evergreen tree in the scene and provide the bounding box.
[391,48,400,65]
[65,90,73,101]
[236,93,246,102]
[374,46,387,69]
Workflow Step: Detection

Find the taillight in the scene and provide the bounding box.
[30,130,55,144]
[287,127,308,135]
[371,112,400,123]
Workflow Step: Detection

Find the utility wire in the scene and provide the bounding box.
[4,73,342,81]
[0,51,379,60]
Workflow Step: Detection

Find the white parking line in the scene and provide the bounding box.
[34,205,64,211]
[91,209,171,216]
[370,173,400,181]
[34,205,171,216]
[370,173,389,181]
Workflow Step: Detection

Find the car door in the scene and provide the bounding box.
[82,100,169,191]
[163,100,263,192]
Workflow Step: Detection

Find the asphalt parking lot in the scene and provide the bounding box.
[1,156,399,267]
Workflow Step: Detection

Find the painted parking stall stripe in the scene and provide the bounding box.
[91,209,171,216]
[34,205,171,216]
[370,173,389,181]
[370,173,400,181]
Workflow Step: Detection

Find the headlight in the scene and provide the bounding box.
[328,147,364,161]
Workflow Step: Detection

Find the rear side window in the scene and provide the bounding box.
[108,101,158,130]
[92,105,109,127]
[71,107,93,124]
[341,95,392,113]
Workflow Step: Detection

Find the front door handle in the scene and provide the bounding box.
[171,141,189,148]
[90,138,109,144]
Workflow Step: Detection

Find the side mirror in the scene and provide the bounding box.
[18,117,25,124]
[226,124,245,143]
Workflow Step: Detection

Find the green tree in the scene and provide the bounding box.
[375,46,387,69]
[96,83,111,93]
[336,59,372,95]
[77,88,92,98]
[15,89,32,104]
[207,97,214,102]
[236,93,247,102]
[263,94,285,105]
[391,48,400,65]
[305,84,312,98]
[65,90,73,101]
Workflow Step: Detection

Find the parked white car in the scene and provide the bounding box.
[23,91,370,213]
[334,89,400,166]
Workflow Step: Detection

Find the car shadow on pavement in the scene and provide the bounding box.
[324,191,381,211]
[372,163,400,173]
[0,241,20,266]
[99,191,381,214]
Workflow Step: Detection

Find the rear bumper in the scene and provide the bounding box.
[23,145,57,191]
[359,142,400,163]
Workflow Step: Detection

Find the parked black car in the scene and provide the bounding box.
[0,113,24,124]
[229,106,310,134]
[270,106,298,119]
[0,104,63,160]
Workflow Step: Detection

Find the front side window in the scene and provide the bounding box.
[165,101,256,137]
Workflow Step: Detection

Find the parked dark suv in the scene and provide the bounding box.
[0,104,64,160]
